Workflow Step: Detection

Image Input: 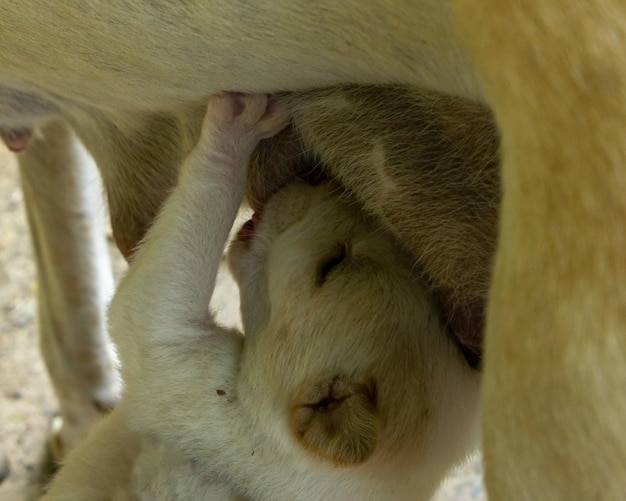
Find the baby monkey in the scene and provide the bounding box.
[45,93,479,500]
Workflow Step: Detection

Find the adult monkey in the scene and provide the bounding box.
[0,1,624,499]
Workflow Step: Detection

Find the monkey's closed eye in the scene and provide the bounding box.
[317,243,348,285]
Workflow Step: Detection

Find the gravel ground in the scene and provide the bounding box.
[0,143,485,500]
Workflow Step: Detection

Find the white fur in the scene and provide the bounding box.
[43,94,479,500]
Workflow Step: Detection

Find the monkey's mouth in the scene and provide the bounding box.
[241,149,329,244]
[236,212,262,243]
[246,144,330,214]
[0,127,33,152]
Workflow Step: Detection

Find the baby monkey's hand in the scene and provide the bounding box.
[199,92,288,164]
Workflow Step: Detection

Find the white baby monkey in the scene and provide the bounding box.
[44,93,479,501]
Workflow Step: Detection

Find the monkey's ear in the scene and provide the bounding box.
[289,375,378,466]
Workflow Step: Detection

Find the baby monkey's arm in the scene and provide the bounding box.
[107,93,287,492]
[109,92,285,375]
[116,93,285,329]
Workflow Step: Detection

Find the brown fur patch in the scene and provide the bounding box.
[290,376,378,466]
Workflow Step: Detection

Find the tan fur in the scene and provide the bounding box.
[0,1,478,259]
[454,2,626,498]
[0,2,624,499]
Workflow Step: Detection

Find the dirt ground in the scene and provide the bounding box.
[0,143,485,500]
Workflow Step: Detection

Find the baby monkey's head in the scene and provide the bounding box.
[228,181,479,473]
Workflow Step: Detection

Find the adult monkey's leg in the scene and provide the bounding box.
[18,119,119,459]
[455,1,626,499]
